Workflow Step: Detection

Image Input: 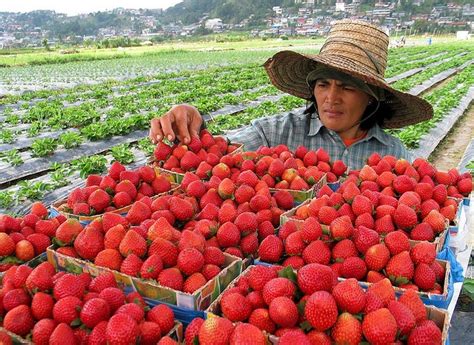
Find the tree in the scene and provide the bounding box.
[42,38,51,51]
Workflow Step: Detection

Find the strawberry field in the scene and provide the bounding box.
[0,39,473,344]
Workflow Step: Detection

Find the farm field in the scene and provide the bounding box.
[0,38,473,214]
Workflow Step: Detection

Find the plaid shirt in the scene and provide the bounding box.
[226,110,411,170]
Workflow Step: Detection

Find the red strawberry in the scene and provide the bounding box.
[268,296,298,328]
[332,278,366,314]
[109,161,126,179]
[220,292,252,322]
[89,272,118,293]
[362,308,397,344]
[119,230,147,258]
[53,273,85,300]
[386,251,414,285]
[410,242,436,265]
[413,263,436,291]
[126,201,151,225]
[49,323,77,345]
[423,210,446,233]
[184,317,204,345]
[177,248,204,276]
[74,227,104,260]
[120,253,143,276]
[140,254,163,280]
[98,287,126,313]
[149,238,178,267]
[183,272,207,293]
[158,268,184,291]
[29,292,54,322]
[258,235,283,263]
[25,262,55,292]
[88,189,111,213]
[330,215,354,240]
[169,197,194,221]
[408,319,442,344]
[0,233,15,256]
[32,318,57,345]
[147,304,175,335]
[55,219,83,245]
[302,239,331,265]
[398,289,427,323]
[80,298,111,329]
[384,230,411,255]
[53,296,83,324]
[331,312,362,345]
[305,290,338,331]
[387,300,416,335]
[198,316,234,345]
[364,243,390,271]
[106,313,138,345]
[393,203,418,230]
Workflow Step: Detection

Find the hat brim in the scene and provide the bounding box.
[264,50,433,129]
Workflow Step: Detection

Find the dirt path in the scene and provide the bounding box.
[429,104,474,170]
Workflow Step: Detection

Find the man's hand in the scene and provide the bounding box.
[149,104,203,145]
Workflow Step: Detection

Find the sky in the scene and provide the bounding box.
[0,0,183,15]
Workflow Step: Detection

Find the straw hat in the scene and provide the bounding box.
[264,19,433,129]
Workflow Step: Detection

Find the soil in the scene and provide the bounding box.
[429,104,474,170]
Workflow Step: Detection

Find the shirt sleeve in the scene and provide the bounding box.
[225,124,269,151]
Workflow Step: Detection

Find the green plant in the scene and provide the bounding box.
[59,131,83,149]
[110,143,135,164]
[138,138,155,156]
[27,122,44,137]
[31,138,58,157]
[71,155,107,178]
[15,181,52,203]
[0,149,23,166]
[0,191,14,209]
[0,129,16,144]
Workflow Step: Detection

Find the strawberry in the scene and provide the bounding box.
[237,170,259,187]
[139,254,163,280]
[234,212,258,235]
[262,277,296,305]
[55,218,83,245]
[318,206,338,225]
[98,287,126,313]
[120,170,140,186]
[362,308,397,344]
[220,292,252,322]
[31,292,54,320]
[53,296,83,324]
[408,320,442,344]
[49,323,77,345]
[410,242,436,265]
[384,230,410,256]
[198,316,234,345]
[15,239,35,261]
[149,238,178,267]
[95,248,123,270]
[35,219,57,238]
[109,161,126,180]
[302,239,331,265]
[26,262,55,292]
[126,201,151,225]
[74,227,104,260]
[258,235,283,263]
[30,201,48,218]
[331,239,358,262]
[80,298,111,329]
[398,289,427,323]
[89,272,118,293]
[146,304,175,335]
[330,215,354,240]
[332,278,366,314]
[177,248,204,276]
[297,263,334,295]
[32,318,57,345]
[341,257,367,280]
[457,177,473,195]
[386,251,415,285]
[169,197,194,221]
[387,300,416,335]
[185,317,205,345]
[414,263,436,291]
[363,243,390,271]
[331,312,362,345]
[183,272,207,293]
[53,273,85,300]
[0,233,15,256]
[120,253,143,276]
[106,313,139,344]
[332,160,347,177]
[423,209,446,233]
[3,288,30,311]
[158,268,184,291]
[268,296,298,328]
[119,230,147,257]
[88,189,111,213]
[394,203,418,230]
[305,290,338,331]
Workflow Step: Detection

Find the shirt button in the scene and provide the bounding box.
[343,150,348,156]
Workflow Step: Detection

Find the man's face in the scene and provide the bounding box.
[314,78,371,134]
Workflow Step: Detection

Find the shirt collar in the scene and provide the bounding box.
[307,115,390,146]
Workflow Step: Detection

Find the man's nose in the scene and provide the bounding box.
[326,84,341,104]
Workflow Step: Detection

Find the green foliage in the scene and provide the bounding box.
[31,138,58,157]
[0,149,24,166]
[71,155,107,178]
[110,143,135,164]
[59,131,83,149]
[0,129,16,144]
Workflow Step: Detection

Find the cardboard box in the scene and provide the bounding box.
[50,180,180,226]
[207,265,450,344]
[46,246,242,311]
[0,321,183,344]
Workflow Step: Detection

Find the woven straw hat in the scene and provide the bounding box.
[264,19,433,128]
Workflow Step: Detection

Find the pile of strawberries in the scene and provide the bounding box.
[62,163,173,216]
[153,129,241,174]
[51,211,231,294]
[0,262,179,344]
[201,264,444,345]
[0,202,64,272]
[154,130,348,191]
